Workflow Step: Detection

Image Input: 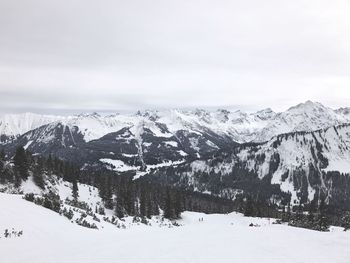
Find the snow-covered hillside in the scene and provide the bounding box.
[0,112,62,138]
[0,192,349,263]
[169,123,350,205]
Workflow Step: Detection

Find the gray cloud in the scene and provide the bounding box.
[1,0,350,114]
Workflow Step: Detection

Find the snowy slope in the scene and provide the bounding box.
[0,112,62,138]
[0,174,177,230]
[0,193,349,263]
[170,123,350,205]
[237,124,350,202]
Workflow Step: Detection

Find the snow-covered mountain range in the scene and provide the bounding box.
[2,101,350,144]
[2,100,350,209]
[3,100,349,170]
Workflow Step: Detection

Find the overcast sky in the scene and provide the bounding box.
[0,0,350,114]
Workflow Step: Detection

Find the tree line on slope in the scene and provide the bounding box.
[1,146,350,231]
[80,170,235,220]
[0,146,234,220]
[0,147,79,192]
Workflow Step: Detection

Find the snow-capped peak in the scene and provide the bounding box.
[287,100,330,114]
[335,107,350,116]
[253,108,276,120]
[75,112,101,118]
[278,100,349,132]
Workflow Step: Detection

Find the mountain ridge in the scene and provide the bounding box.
[2,101,350,144]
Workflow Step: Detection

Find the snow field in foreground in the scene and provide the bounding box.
[0,193,350,263]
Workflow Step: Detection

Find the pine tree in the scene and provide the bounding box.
[281,206,286,221]
[98,174,115,210]
[72,176,79,201]
[315,213,329,231]
[0,149,5,183]
[244,196,253,217]
[140,186,147,217]
[174,190,182,219]
[115,194,125,218]
[33,158,45,189]
[125,180,135,215]
[315,196,329,231]
[164,188,174,219]
[0,149,5,161]
[46,154,53,174]
[341,212,350,231]
[13,146,29,185]
[146,191,155,218]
